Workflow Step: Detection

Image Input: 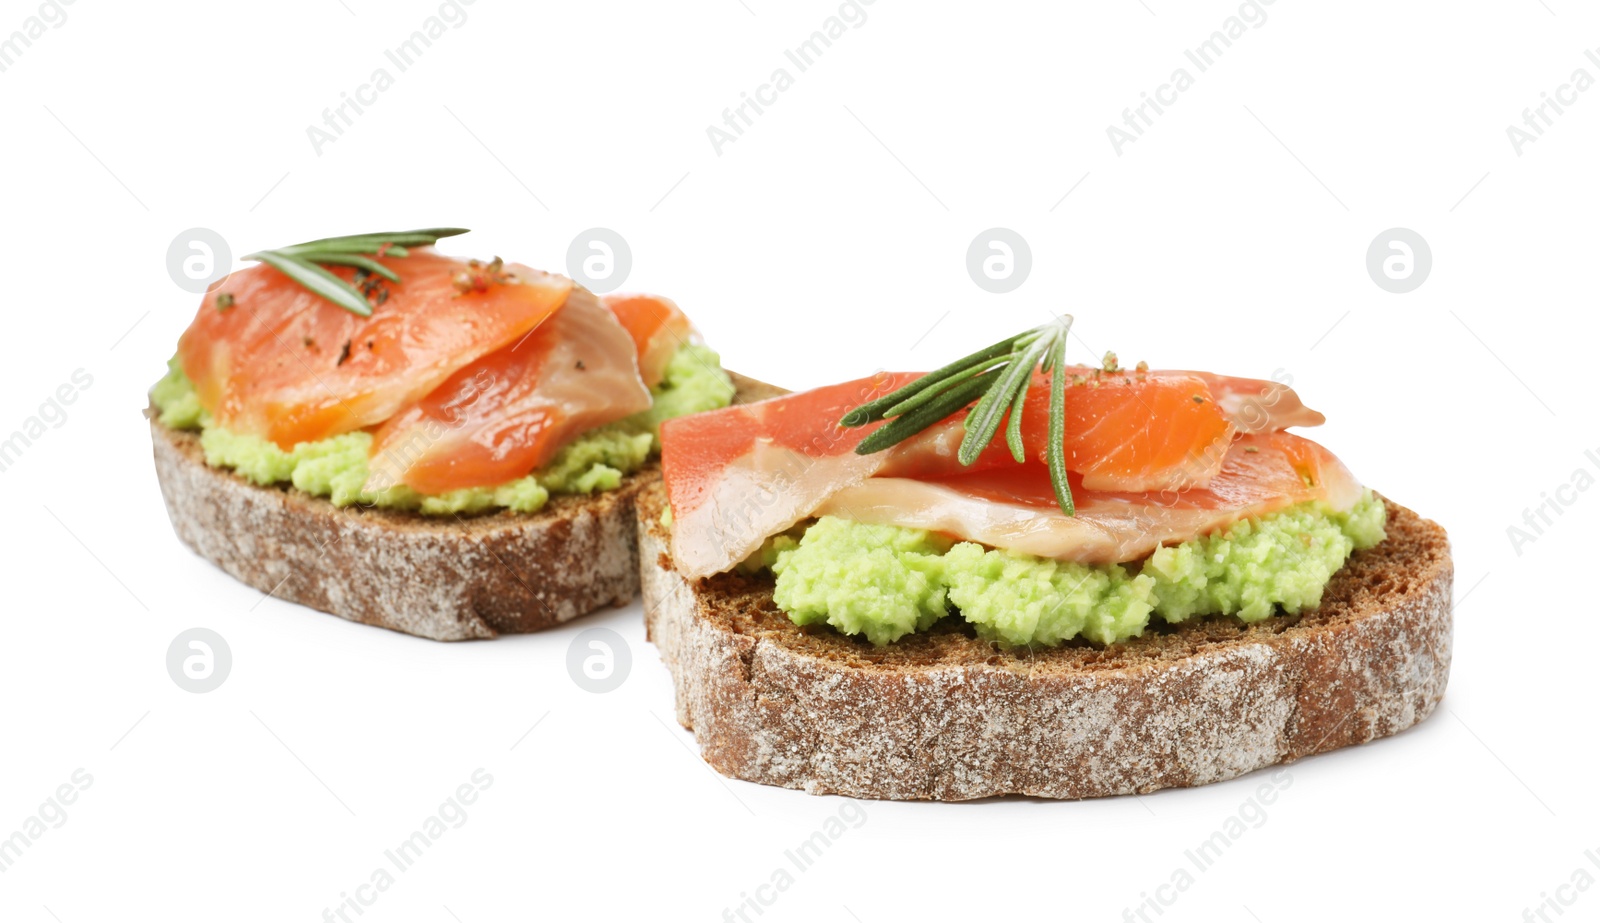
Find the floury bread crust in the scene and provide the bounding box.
[149,373,774,642]
[639,482,1453,801]
[152,417,643,641]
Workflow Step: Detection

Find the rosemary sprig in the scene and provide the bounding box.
[853,369,1001,456]
[242,228,469,317]
[840,316,1077,516]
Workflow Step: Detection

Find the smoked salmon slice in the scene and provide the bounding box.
[1162,371,1326,433]
[602,294,695,388]
[177,250,573,449]
[365,288,651,494]
[660,369,1326,577]
[815,432,1361,565]
[661,373,913,577]
[882,370,1236,491]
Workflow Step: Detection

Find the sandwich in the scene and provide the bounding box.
[149,227,750,640]
[640,317,1452,800]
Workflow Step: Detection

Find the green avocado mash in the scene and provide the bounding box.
[149,344,733,515]
[769,491,1387,647]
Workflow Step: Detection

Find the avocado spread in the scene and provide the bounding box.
[767,491,1387,647]
[150,344,734,515]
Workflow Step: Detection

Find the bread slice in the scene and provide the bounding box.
[638,481,1453,800]
[149,373,771,641]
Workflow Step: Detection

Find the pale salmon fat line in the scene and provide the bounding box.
[603,294,698,388]
[659,368,1352,579]
[363,289,651,496]
[176,249,698,494]
[361,291,695,495]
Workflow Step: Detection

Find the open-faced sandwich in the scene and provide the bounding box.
[640,318,1452,800]
[150,228,756,640]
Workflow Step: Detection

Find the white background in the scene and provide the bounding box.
[1,0,1595,920]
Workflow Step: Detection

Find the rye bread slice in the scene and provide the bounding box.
[638,481,1453,801]
[149,372,773,641]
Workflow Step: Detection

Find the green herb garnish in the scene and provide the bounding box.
[840,316,1077,516]
[243,228,470,317]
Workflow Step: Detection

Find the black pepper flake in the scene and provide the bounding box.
[353,267,392,308]
[575,359,586,371]
[336,340,352,366]
[215,292,235,311]
[303,336,315,349]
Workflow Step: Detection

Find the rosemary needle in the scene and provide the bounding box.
[242,228,469,316]
[841,315,1077,517]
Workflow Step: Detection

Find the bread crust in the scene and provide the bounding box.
[638,483,1453,801]
[149,373,773,642]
